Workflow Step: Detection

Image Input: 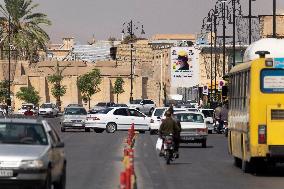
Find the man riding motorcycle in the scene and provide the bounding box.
[159,110,181,158]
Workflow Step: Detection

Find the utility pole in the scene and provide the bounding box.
[273,0,277,38]
[8,13,11,107]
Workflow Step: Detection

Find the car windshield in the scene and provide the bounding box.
[174,113,204,123]
[154,108,167,116]
[40,104,52,108]
[0,123,48,145]
[64,108,87,115]
[130,100,142,104]
[202,110,214,118]
[96,108,113,114]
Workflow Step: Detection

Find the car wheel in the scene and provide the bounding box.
[54,164,66,189]
[201,139,207,148]
[85,128,91,132]
[61,127,65,132]
[208,130,212,134]
[106,123,116,133]
[150,130,155,135]
[94,129,104,133]
[139,130,145,134]
[41,168,52,189]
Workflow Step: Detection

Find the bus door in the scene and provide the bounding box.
[266,105,284,146]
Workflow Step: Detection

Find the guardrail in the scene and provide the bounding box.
[120,123,137,189]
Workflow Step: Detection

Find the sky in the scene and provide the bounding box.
[1,0,284,44]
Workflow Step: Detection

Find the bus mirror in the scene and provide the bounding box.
[255,51,270,58]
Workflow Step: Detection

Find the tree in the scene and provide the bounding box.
[77,69,102,109]
[0,80,9,103]
[113,77,125,103]
[16,86,40,105]
[47,61,67,111]
[0,0,51,62]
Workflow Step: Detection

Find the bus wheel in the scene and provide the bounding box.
[242,160,251,173]
[233,157,242,168]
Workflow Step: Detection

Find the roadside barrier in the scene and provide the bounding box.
[120,123,137,189]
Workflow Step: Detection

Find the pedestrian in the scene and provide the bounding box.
[24,107,34,116]
[214,103,222,133]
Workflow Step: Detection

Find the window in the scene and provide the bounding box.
[174,113,204,123]
[143,100,154,104]
[129,109,144,117]
[154,108,167,117]
[64,108,87,115]
[260,69,284,93]
[113,108,129,116]
[0,123,48,145]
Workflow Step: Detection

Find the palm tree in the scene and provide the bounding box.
[0,0,51,62]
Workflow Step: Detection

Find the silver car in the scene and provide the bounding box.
[0,116,66,189]
[61,106,88,132]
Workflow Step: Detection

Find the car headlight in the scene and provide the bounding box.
[20,160,44,169]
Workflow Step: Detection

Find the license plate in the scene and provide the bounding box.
[0,170,13,177]
[182,136,194,141]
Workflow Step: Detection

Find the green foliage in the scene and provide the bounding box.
[122,35,137,44]
[0,80,9,103]
[77,68,102,109]
[113,77,125,103]
[16,86,40,105]
[47,74,66,99]
[0,0,51,62]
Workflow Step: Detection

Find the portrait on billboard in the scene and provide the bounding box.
[171,47,199,88]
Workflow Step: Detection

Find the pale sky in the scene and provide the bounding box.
[2,0,284,44]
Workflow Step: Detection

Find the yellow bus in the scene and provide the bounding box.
[228,49,284,173]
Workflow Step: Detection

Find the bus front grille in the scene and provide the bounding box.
[271,109,284,120]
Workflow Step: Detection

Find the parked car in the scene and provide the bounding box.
[199,108,214,134]
[173,111,208,148]
[17,103,37,115]
[61,106,88,132]
[85,107,150,133]
[38,103,59,117]
[128,99,156,115]
[0,116,66,189]
[89,102,115,114]
[149,107,168,135]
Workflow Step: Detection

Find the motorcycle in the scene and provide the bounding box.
[161,134,176,165]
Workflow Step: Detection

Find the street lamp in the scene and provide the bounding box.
[273,0,277,38]
[121,20,145,102]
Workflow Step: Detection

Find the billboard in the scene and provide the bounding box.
[171,47,199,88]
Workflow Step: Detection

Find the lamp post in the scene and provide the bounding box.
[273,0,277,38]
[7,13,11,107]
[121,20,145,102]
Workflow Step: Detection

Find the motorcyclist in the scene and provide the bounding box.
[214,103,222,133]
[220,101,229,131]
[159,110,181,157]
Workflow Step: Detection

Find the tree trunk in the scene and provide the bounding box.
[88,97,91,110]
[56,96,61,112]
[117,94,118,103]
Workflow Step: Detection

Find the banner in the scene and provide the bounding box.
[171,47,199,88]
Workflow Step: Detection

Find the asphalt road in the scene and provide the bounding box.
[48,118,284,189]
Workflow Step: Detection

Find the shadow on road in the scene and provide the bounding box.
[179,145,214,149]
[253,164,284,177]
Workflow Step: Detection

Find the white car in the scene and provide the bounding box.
[85,107,151,133]
[128,99,156,115]
[150,107,189,135]
[173,111,208,148]
[149,107,168,135]
[38,103,59,117]
[17,103,37,115]
[199,109,214,134]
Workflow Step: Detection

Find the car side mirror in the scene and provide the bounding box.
[206,121,211,124]
[53,142,65,148]
[140,102,144,105]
